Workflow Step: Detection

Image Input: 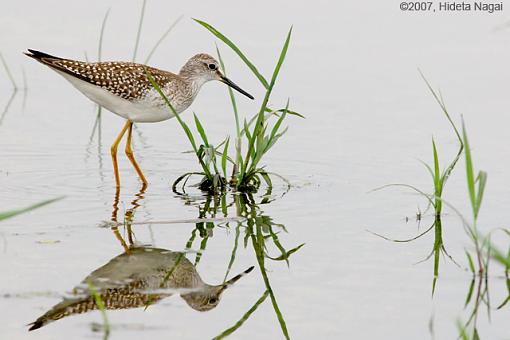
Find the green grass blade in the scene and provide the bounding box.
[265,107,305,119]
[146,70,212,178]
[0,53,18,89]
[194,233,209,266]
[244,119,252,146]
[497,295,510,310]
[464,278,475,307]
[0,197,63,222]
[269,100,289,144]
[473,328,480,340]
[145,70,196,151]
[491,246,510,268]
[132,0,147,62]
[462,120,476,215]
[418,159,435,182]
[221,137,230,179]
[97,9,110,62]
[259,171,273,189]
[223,222,240,283]
[267,243,305,263]
[87,281,110,339]
[144,15,182,64]
[193,113,209,146]
[212,290,269,340]
[420,71,462,144]
[266,225,290,266]
[465,250,475,273]
[432,139,440,191]
[216,45,241,136]
[475,171,487,218]
[159,253,185,288]
[456,320,469,340]
[268,27,292,89]
[420,72,464,189]
[431,217,443,296]
[217,45,242,177]
[251,224,290,339]
[193,19,269,88]
[241,27,292,181]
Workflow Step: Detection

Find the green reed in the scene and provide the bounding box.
[422,120,509,338]
[371,73,463,294]
[0,197,62,222]
[197,19,303,192]
[149,19,302,193]
[452,121,489,339]
[462,120,487,272]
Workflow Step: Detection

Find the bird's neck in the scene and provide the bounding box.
[186,78,209,97]
[179,68,210,96]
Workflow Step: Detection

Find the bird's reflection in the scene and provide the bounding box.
[28,187,253,331]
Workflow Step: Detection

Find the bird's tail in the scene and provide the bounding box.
[27,296,84,331]
[27,316,50,331]
[23,49,62,62]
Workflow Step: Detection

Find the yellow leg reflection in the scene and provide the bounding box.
[110,120,131,188]
[110,187,130,254]
[125,122,148,186]
[109,185,147,254]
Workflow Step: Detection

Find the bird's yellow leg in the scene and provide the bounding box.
[125,122,148,186]
[111,121,131,188]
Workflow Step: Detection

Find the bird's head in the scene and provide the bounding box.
[180,266,254,312]
[179,53,254,99]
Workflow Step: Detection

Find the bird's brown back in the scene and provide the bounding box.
[25,49,180,101]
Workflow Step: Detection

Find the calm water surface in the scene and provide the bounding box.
[1,1,510,339]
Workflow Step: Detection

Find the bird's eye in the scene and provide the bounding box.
[208,63,217,70]
[208,298,217,304]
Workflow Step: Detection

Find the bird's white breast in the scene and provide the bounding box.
[56,70,178,123]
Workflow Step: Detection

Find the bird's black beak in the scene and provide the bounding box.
[219,266,254,293]
[220,75,254,100]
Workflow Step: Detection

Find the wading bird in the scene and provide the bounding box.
[25,49,254,187]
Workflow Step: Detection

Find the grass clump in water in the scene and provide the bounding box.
[454,121,510,338]
[148,20,302,194]
[370,73,463,294]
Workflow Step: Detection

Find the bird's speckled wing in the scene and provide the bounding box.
[25,49,177,101]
